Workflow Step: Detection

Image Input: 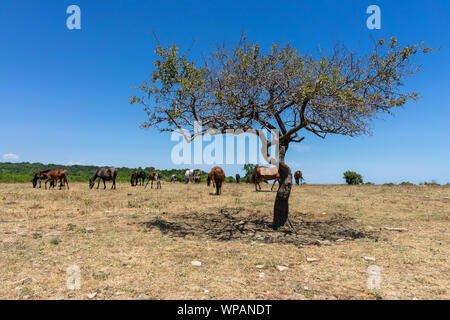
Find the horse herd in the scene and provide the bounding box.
[32,166,304,195]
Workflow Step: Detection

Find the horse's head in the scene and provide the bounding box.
[32,174,38,188]
[89,178,95,189]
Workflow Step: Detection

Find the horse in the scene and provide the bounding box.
[294,170,304,185]
[170,174,177,182]
[130,171,137,186]
[193,175,201,183]
[207,166,225,195]
[251,166,280,191]
[42,169,69,190]
[235,173,240,183]
[89,168,117,189]
[136,171,146,185]
[131,171,146,186]
[32,170,54,188]
[185,169,199,183]
[145,172,161,189]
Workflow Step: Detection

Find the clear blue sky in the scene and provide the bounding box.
[1,0,449,184]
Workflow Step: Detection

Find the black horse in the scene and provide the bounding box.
[235,174,241,183]
[89,168,118,189]
[131,171,146,186]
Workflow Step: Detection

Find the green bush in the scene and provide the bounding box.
[343,171,363,185]
[422,181,440,186]
[243,164,257,183]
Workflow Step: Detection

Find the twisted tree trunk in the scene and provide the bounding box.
[272,144,292,229]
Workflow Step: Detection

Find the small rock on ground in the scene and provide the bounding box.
[87,292,97,299]
[276,265,289,271]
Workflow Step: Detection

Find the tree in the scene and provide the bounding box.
[131,35,433,230]
[343,171,363,185]
[243,163,257,183]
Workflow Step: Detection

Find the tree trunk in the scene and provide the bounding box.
[272,144,292,229]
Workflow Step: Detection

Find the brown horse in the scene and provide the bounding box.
[145,172,161,189]
[207,166,225,195]
[33,170,55,188]
[251,166,279,191]
[294,170,304,185]
[43,169,69,190]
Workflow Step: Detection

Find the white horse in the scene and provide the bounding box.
[185,169,199,184]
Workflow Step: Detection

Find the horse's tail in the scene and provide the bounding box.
[207,174,211,186]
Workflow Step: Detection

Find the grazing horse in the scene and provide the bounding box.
[89,168,117,189]
[136,171,146,186]
[145,172,161,189]
[294,170,304,185]
[207,166,225,195]
[131,171,146,186]
[170,174,177,182]
[33,170,55,188]
[251,166,280,191]
[130,171,137,186]
[43,169,69,190]
[235,174,241,183]
[185,169,199,183]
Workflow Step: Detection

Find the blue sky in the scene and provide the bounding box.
[0,0,449,184]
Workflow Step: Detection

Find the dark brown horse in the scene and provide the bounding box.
[235,173,240,183]
[294,170,304,185]
[131,171,146,186]
[89,168,117,189]
[251,166,279,191]
[145,172,161,189]
[207,166,225,195]
[33,170,54,188]
[130,172,137,186]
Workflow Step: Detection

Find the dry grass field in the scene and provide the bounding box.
[0,181,448,300]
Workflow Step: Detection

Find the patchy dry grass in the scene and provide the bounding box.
[0,182,448,300]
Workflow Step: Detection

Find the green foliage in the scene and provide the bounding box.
[422,181,440,186]
[50,237,61,245]
[0,162,208,183]
[343,171,363,185]
[399,181,415,186]
[243,164,257,183]
[225,176,236,183]
[131,35,434,144]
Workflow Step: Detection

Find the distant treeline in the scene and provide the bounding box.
[0,162,236,183]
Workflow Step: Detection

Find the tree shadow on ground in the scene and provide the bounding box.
[140,208,371,247]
